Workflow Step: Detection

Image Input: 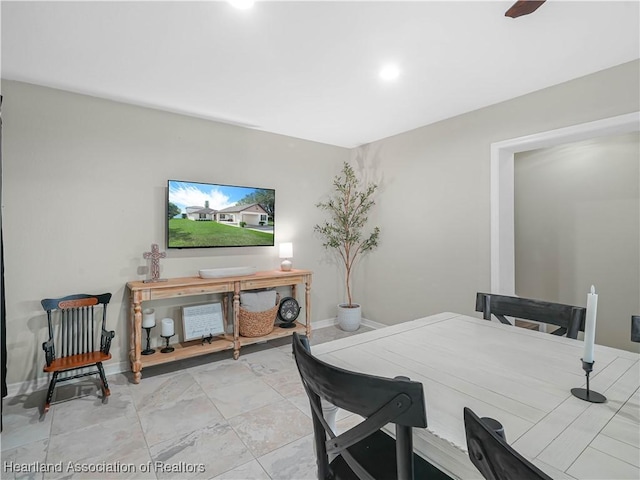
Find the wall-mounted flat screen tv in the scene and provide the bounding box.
[167,180,275,248]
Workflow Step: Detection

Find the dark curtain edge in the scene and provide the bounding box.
[1,94,6,405]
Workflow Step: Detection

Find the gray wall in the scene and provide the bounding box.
[515,132,639,353]
[2,59,639,387]
[1,80,349,386]
[351,60,639,338]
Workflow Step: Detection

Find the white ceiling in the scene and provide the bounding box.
[2,1,639,148]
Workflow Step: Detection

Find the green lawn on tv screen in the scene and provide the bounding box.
[168,219,274,247]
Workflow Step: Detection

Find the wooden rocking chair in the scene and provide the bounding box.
[41,293,114,412]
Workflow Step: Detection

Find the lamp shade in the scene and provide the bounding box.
[279,242,293,271]
[279,242,293,259]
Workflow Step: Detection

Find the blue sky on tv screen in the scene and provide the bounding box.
[168,180,264,216]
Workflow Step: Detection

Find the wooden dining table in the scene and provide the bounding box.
[312,312,640,480]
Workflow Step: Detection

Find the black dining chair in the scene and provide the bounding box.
[463,407,552,480]
[292,332,448,480]
[475,292,586,339]
[632,315,640,343]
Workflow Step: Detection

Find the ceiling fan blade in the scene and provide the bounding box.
[505,0,546,18]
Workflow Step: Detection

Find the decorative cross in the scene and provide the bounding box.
[143,244,167,283]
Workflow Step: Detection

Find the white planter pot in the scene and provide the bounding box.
[337,303,361,332]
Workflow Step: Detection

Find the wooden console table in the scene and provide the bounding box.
[127,269,312,383]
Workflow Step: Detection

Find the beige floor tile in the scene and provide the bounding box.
[129,371,205,414]
[49,381,137,436]
[257,434,317,480]
[1,438,48,480]
[1,392,52,452]
[206,378,283,419]
[149,422,253,480]
[45,415,154,480]
[239,349,297,377]
[211,459,270,480]
[228,400,312,457]
[138,394,225,447]
[189,360,258,392]
[260,369,305,398]
[287,392,312,418]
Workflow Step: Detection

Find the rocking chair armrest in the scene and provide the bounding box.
[102,328,115,338]
[100,329,116,354]
[42,338,55,366]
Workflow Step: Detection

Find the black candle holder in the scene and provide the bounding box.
[142,326,155,355]
[161,335,175,353]
[571,359,606,403]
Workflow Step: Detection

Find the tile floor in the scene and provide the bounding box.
[1,325,373,480]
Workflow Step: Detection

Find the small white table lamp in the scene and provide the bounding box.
[279,242,293,271]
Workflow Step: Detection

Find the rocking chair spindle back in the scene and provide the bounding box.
[41,293,114,413]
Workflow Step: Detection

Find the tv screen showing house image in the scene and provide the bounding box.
[167,180,275,248]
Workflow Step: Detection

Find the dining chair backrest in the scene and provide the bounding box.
[632,315,640,343]
[475,292,586,339]
[463,407,552,480]
[292,332,428,480]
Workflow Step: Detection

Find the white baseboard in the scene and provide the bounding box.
[5,317,385,400]
[311,317,386,330]
[5,361,131,400]
[360,318,387,330]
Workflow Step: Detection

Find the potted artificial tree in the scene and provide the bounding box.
[314,162,380,331]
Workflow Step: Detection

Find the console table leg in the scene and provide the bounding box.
[305,278,312,338]
[132,298,143,383]
[233,283,240,360]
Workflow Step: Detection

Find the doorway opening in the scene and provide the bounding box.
[490,112,639,294]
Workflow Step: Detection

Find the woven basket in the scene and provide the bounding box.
[239,303,278,337]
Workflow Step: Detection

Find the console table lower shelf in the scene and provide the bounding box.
[137,323,307,369]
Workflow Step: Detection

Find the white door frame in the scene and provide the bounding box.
[490,112,640,295]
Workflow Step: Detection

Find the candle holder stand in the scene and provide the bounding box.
[571,359,606,403]
[160,335,175,354]
[142,326,155,355]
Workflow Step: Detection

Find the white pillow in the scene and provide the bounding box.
[240,289,277,312]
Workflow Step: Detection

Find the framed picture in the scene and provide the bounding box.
[182,302,225,341]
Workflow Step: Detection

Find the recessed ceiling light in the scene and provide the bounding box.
[379,64,400,82]
[228,0,255,10]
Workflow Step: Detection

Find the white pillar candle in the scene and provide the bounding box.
[142,308,156,328]
[161,318,175,337]
[583,285,598,364]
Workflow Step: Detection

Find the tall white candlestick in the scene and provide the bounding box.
[161,318,174,337]
[583,285,598,364]
[142,308,156,328]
